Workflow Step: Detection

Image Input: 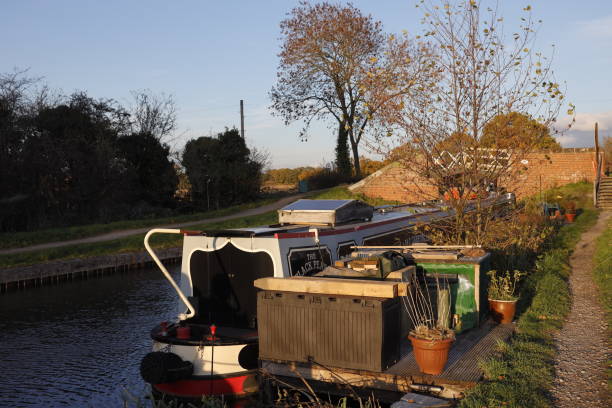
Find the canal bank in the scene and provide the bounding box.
[0,247,181,293]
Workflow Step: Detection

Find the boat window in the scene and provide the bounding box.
[189,244,274,329]
[337,240,357,259]
[363,228,417,246]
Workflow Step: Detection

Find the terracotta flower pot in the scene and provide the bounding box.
[565,213,576,223]
[408,335,454,375]
[488,299,517,324]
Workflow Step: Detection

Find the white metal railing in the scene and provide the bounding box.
[144,228,196,320]
[433,148,512,172]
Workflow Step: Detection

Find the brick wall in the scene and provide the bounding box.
[349,162,438,203]
[350,152,599,202]
[503,152,598,198]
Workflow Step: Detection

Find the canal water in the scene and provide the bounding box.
[0,265,180,407]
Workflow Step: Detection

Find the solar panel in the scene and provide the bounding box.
[278,199,374,226]
[281,199,352,212]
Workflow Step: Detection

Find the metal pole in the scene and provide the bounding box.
[206,177,210,211]
[240,99,245,139]
[594,122,600,207]
[595,122,600,156]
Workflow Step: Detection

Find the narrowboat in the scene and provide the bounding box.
[139,194,513,400]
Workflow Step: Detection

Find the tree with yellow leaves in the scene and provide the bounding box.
[482,112,561,151]
[270,1,431,178]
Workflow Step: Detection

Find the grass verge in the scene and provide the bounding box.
[0,186,388,269]
[459,206,599,408]
[593,215,612,390]
[305,185,402,206]
[0,185,392,252]
[0,212,278,269]
[522,180,594,211]
[0,198,281,250]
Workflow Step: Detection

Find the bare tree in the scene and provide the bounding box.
[250,146,271,175]
[376,0,569,243]
[130,89,177,142]
[0,69,41,113]
[0,69,44,205]
[270,1,430,178]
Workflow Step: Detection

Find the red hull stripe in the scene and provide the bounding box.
[181,230,202,236]
[155,374,251,397]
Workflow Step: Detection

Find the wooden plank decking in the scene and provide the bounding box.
[262,320,514,399]
[386,321,514,383]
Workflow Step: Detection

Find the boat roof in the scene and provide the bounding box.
[184,193,514,239]
[190,205,442,238]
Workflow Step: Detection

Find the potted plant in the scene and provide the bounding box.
[563,201,576,223]
[487,270,524,324]
[405,276,455,375]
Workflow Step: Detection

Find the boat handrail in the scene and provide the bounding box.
[144,228,196,321]
[352,245,480,249]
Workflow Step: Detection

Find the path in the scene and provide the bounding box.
[551,211,611,408]
[0,194,305,256]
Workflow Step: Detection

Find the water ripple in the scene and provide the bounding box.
[0,265,180,407]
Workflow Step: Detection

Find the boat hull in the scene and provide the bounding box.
[153,370,258,398]
[142,324,259,399]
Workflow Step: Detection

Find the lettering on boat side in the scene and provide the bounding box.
[287,246,332,276]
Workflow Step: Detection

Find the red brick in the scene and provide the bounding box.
[352,152,602,202]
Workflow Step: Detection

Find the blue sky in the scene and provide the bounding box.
[2,0,611,168]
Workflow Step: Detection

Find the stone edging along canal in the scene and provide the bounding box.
[0,247,182,293]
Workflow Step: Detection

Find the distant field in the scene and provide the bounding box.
[261,182,296,193]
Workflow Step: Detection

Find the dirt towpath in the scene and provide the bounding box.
[551,210,611,408]
[0,194,305,256]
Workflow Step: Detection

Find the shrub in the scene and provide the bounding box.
[300,166,350,190]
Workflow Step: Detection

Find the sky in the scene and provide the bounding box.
[2,0,612,168]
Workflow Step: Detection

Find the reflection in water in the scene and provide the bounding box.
[0,265,180,407]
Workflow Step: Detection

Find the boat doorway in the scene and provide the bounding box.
[189,243,274,329]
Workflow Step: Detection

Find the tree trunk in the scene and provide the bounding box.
[335,124,352,179]
[350,138,361,179]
